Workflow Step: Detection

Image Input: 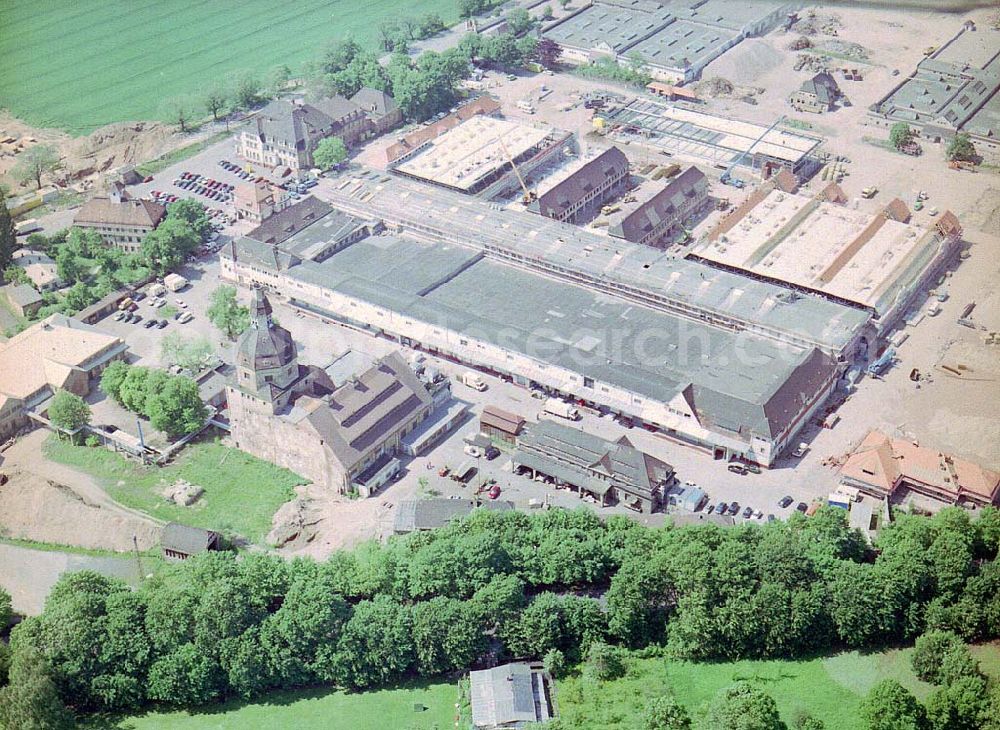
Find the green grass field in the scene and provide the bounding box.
[556,644,1000,729]
[106,680,458,730]
[44,436,305,543]
[0,0,458,134]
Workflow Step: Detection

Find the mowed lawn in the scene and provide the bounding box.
[44,436,305,543]
[556,644,1000,729]
[0,0,458,133]
[110,681,458,730]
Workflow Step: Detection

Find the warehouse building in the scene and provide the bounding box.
[223,222,865,466]
[527,146,629,223]
[602,99,823,174]
[869,23,1000,154]
[390,116,574,198]
[544,0,794,84]
[691,182,963,335]
[607,165,711,247]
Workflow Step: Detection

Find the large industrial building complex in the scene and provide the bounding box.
[691,182,963,333]
[543,0,794,84]
[601,98,823,174]
[223,169,878,467]
[869,22,1000,154]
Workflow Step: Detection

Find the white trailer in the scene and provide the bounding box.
[544,398,580,421]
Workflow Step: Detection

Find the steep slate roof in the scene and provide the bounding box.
[293,352,432,473]
[246,197,335,245]
[350,87,399,118]
[528,147,628,219]
[74,196,166,228]
[312,95,361,123]
[223,237,299,272]
[692,347,838,439]
[236,288,296,371]
[162,523,220,555]
[609,166,707,242]
[517,419,673,499]
[253,100,332,150]
[799,72,841,105]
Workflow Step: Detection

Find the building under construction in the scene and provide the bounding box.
[389,115,574,199]
[601,98,823,175]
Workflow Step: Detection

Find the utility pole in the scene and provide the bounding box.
[132,534,145,582]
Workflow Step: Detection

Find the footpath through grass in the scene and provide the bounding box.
[556,644,1000,729]
[103,680,457,730]
[0,0,458,133]
[43,436,304,544]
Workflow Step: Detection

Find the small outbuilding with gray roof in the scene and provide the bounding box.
[470,662,554,729]
[161,523,221,560]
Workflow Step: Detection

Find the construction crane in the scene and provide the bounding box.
[496,134,536,205]
[720,114,786,189]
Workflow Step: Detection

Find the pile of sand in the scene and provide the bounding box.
[701,39,785,86]
[64,121,175,179]
[0,468,161,552]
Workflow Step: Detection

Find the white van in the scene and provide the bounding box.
[459,371,487,391]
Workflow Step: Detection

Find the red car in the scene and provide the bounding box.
[438,466,450,478]
[488,485,502,500]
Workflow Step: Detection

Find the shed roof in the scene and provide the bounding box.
[162,523,219,555]
[470,663,544,728]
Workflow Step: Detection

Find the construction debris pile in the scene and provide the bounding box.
[163,480,204,506]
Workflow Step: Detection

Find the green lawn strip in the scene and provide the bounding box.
[135,131,233,176]
[102,679,458,730]
[554,645,1000,729]
[42,436,304,544]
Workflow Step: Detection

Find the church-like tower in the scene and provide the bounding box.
[233,287,298,413]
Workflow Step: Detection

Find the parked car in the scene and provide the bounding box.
[727,502,740,516]
[742,506,753,519]
[143,319,156,329]
[744,463,761,474]
[156,319,168,329]
[488,484,502,500]
[779,496,793,508]
[727,463,747,475]
[796,502,809,513]
[112,310,125,321]
[131,314,142,324]
[716,502,728,515]
[438,466,450,477]
[485,446,501,460]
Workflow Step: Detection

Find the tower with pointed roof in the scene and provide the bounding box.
[233,287,299,413]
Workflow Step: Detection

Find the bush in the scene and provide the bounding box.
[543,647,567,679]
[912,630,964,684]
[584,641,626,681]
[84,434,100,448]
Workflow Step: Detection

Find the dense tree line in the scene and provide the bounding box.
[4,506,999,723]
[100,361,208,438]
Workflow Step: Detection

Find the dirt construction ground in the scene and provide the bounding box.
[0,430,163,552]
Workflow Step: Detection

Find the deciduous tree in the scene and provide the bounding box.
[207,285,249,340]
[313,137,348,170]
[860,680,927,730]
[0,190,17,271]
[704,682,785,730]
[642,696,692,730]
[48,390,91,434]
[12,145,61,190]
